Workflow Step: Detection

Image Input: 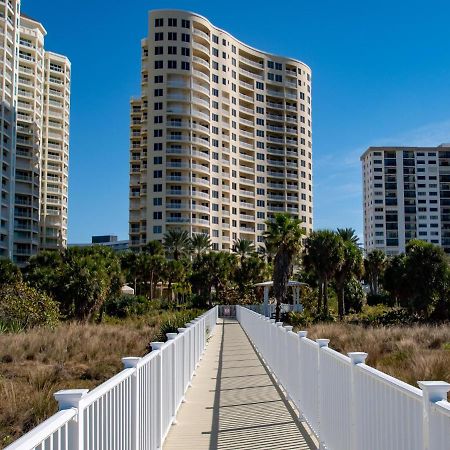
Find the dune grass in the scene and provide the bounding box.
[0,317,162,446]
[303,322,450,391]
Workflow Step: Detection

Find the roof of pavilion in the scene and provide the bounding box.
[254,281,308,287]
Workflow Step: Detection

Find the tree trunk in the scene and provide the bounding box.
[318,280,323,313]
[337,284,345,319]
[150,271,154,300]
[323,277,329,316]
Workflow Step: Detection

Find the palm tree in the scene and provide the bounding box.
[337,228,361,247]
[144,240,164,256]
[303,230,344,315]
[190,233,211,259]
[232,238,255,259]
[365,249,386,296]
[163,229,191,260]
[334,240,363,318]
[264,213,304,321]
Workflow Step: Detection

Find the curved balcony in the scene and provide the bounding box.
[167,93,191,103]
[191,163,210,174]
[167,189,190,196]
[193,69,210,83]
[192,95,209,108]
[192,136,210,148]
[191,108,210,121]
[167,216,191,223]
[192,82,210,96]
[191,218,210,226]
[193,42,210,56]
[190,148,208,159]
[193,56,210,69]
[192,177,210,186]
[166,162,190,169]
[167,175,190,184]
[191,190,210,200]
[192,122,210,133]
[193,28,210,43]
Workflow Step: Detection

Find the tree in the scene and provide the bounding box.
[0,281,60,330]
[337,228,361,247]
[383,254,408,306]
[303,230,344,316]
[232,238,255,259]
[163,229,191,260]
[403,240,449,316]
[234,254,268,301]
[190,233,211,259]
[264,213,304,321]
[139,252,166,300]
[334,239,363,318]
[163,259,188,303]
[365,250,386,296]
[144,240,164,256]
[0,258,22,285]
[25,246,124,322]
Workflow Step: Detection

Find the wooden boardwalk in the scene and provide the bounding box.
[164,319,317,450]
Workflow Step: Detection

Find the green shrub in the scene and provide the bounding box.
[0,282,59,330]
[104,295,152,318]
[346,304,421,326]
[155,309,204,342]
[366,292,394,306]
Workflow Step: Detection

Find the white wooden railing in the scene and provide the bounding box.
[5,307,218,450]
[236,306,450,450]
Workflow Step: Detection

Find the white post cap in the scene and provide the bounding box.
[54,389,89,410]
[151,341,165,351]
[348,352,368,365]
[298,331,308,338]
[122,356,141,368]
[178,327,187,332]
[418,381,450,402]
[166,332,178,340]
[275,321,283,327]
[316,339,330,348]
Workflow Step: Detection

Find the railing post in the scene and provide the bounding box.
[166,333,178,425]
[151,341,165,450]
[177,327,188,399]
[418,381,450,450]
[297,331,308,421]
[122,357,141,450]
[54,389,89,450]
[348,352,368,450]
[316,338,330,450]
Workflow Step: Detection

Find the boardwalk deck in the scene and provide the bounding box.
[164,319,317,450]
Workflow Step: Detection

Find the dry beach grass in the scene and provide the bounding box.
[0,319,160,446]
[304,322,450,389]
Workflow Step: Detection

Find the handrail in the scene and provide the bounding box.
[5,307,219,450]
[236,305,450,450]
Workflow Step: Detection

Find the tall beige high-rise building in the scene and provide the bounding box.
[0,0,70,265]
[130,10,312,250]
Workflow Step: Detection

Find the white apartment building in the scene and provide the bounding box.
[130,10,312,251]
[362,144,450,255]
[0,0,70,265]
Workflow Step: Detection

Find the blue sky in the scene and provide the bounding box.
[26,0,450,243]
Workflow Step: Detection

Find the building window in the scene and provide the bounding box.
[181,61,190,70]
[154,143,162,150]
[154,102,163,110]
[153,198,162,206]
[155,46,163,55]
[153,226,162,233]
[153,211,162,219]
[168,60,177,69]
[154,129,162,137]
[155,32,163,41]
[182,19,190,28]
[181,33,190,42]
[168,18,177,27]
[154,115,163,123]
[154,156,162,164]
[154,75,163,83]
[153,184,162,192]
[212,35,219,44]
[181,47,190,56]
[155,18,163,27]
[168,46,177,55]
[154,60,163,69]
[168,32,177,40]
